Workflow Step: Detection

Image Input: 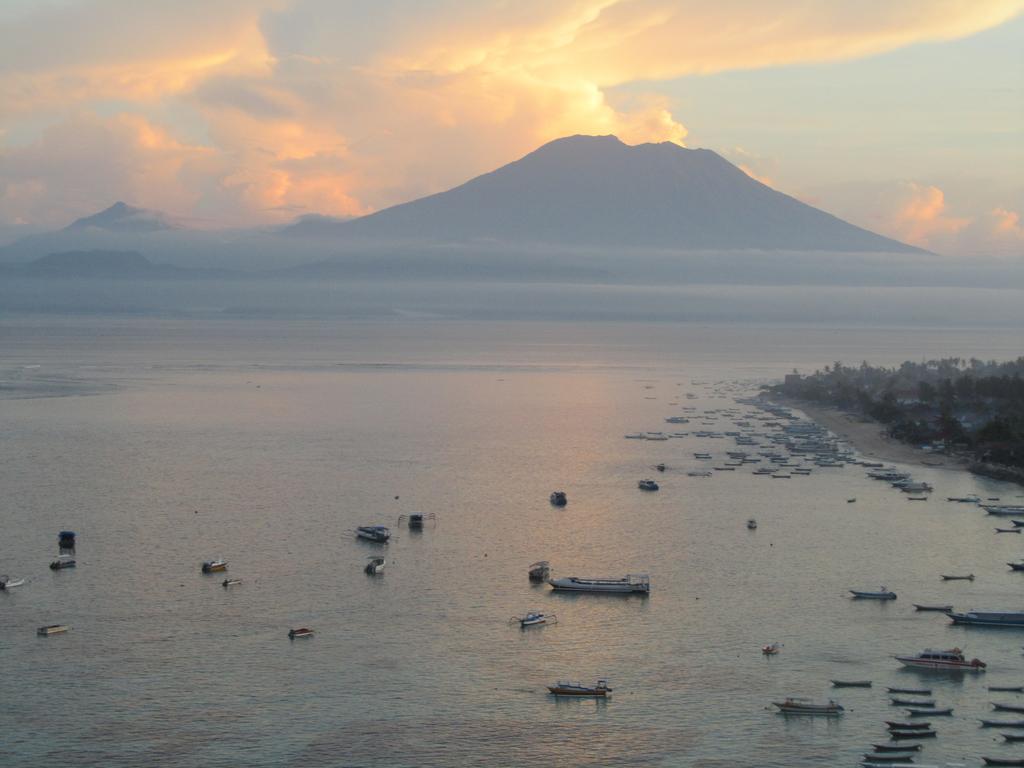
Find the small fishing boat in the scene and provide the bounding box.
[513,611,556,628]
[548,574,650,594]
[981,719,1024,728]
[847,498,856,503]
[49,555,76,570]
[1008,562,1024,572]
[996,527,1021,533]
[890,698,935,707]
[913,604,952,612]
[906,707,951,716]
[687,470,712,477]
[58,530,76,548]
[772,698,843,716]
[0,575,25,590]
[221,578,242,587]
[762,642,782,655]
[637,479,659,491]
[364,556,386,575]
[888,729,936,740]
[1003,733,1024,742]
[885,721,931,730]
[201,559,227,573]
[747,519,757,530]
[940,573,974,580]
[37,624,69,636]
[399,512,436,529]
[991,686,1024,693]
[947,495,981,503]
[994,703,1024,713]
[547,679,610,697]
[528,561,551,582]
[895,647,986,672]
[831,680,872,687]
[906,496,928,501]
[983,759,1024,766]
[862,755,918,764]
[356,525,391,543]
[872,743,922,752]
[549,491,567,507]
[850,587,897,600]
[288,627,314,639]
[888,688,931,695]
[655,463,666,472]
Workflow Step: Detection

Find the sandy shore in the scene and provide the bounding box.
[768,395,970,472]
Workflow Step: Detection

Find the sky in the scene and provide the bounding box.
[0,0,1021,257]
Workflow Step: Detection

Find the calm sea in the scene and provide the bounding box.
[2,316,1024,767]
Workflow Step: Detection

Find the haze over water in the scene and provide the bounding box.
[3,316,1024,766]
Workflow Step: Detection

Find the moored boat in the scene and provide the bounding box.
[762,642,782,655]
[0,575,25,590]
[949,610,1024,627]
[356,525,391,543]
[994,703,1024,714]
[850,587,897,600]
[885,721,931,730]
[862,754,918,764]
[549,574,650,594]
[983,758,1024,767]
[981,719,1024,728]
[831,680,872,687]
[637,479,659,491]
[888,688,931,695]
[991,686,1024,693]
[364,556,386,575]
[940,573,974,580]
[49,555,76,570]
[514,611,556,628]
[288,627,314,639]
[895,648,986,672]
[547,679,610,697]
[549,491,567,507]
[201,559,227,573]
[913,604,952,612]
[906,707,951,716]
[747,519,757,530]
[872,743,922,752]
[528,561,550,582]
[37,624,69,636]
[772,697,843,716]
[890,698,935,707]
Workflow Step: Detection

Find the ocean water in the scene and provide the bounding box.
[2,316,1024,767]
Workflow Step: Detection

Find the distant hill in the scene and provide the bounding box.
[0,249,228,279]
[282,135,922,253]
[65,201,177,233]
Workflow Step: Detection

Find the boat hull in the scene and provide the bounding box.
[949,612,1024,628]
[548,576,649,594]
[896,657,985,672]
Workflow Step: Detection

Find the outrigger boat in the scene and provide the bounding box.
[221,578,242,587]
[885,721,931,730]
[895,648,986,672]
[49,555,76,570]
[831,680,872,687]
[548,574,650,594]
[288,627,314,639]
[993,703,1024,714]
[398,512,435,529]
[512,611,557,628]
[201,559,227,573]
[547,679,610,697]
[772,697,843,716]
[364,556,386,575]
[528,561,550,582]
[871,743,922,752]
[356,525,391,543]
[850,587,897,600]
[913,604,952,612]
[888,688,931,695]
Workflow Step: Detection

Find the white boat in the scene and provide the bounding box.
[201,559,227,573]
[850,587,897,600]
[513,611,557,628]
[0,575,25,590]
[548,574,650,594]
[222,578,242,587]
[895,647,986,672]
[772,697,844,716]
[37,624,69,636]
[364,556,386,574]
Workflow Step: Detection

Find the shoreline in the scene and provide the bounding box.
[767,394,971,472]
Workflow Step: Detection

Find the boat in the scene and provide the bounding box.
[547,679,610,697]
[847,498,856,503]
[872,744,922,753]
[655,463,666,472]
[548,574,650,594]
[947,495,981,503]
[831,680,872,687]
[37,625,69,636]
[49,555,76,570]
[850,587,897,600]
[890,698,935,707]
[0,575,25,590]
[1009,563,1024,572]
[513,611,556,628]
[994,703,1024,713]
[885,721,931,730]
[986,505,1024,516]
[747,519,757,530]
[771,698,844,716]
[201,559,227,573]
[637,479,659,491]
[288,627,314,639]
[913,604,952,612]
[991,686,1024,693]
[888,688,931,695]
[762,642,782,655]
[940,573,974,580]
[58,530,76,548]
[862,755,918,764]
[887,730,936,740]
[549,491,567,507]
[398,512,436,529]
[364,556,386,575]
[221,578,242,587]
[687,471,712,477]
[906,707,951,716]
[981,719,1024,728]
[1003,733,1024,742]
[528,561,550,582]
[996,527,1021,533]
[949,610,1024,627]
[983,759,1024,767]
[895,648,986,671]
[356,525,391,543]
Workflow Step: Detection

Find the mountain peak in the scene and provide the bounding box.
[66,202,177,233]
